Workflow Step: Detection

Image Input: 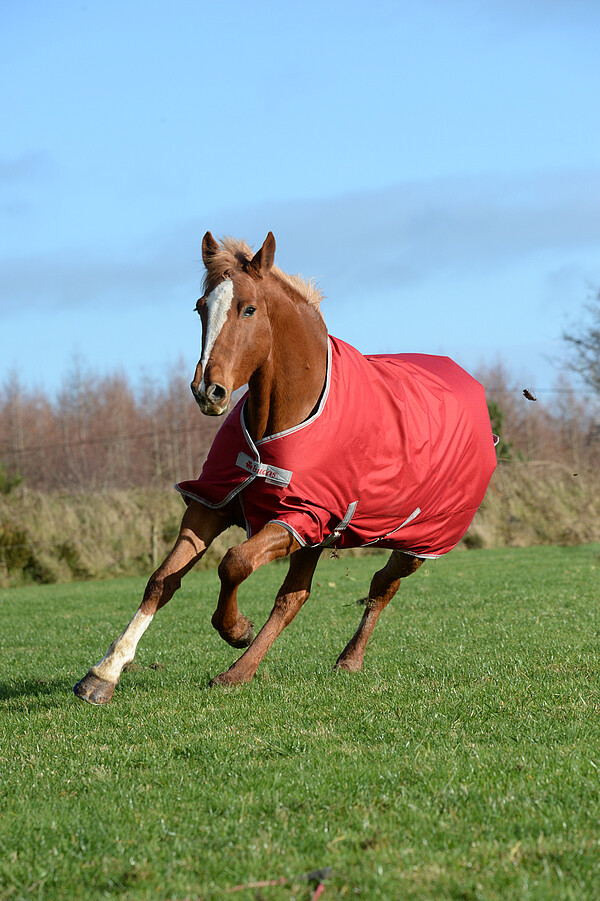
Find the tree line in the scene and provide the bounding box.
[1,288,599,494]
[1,362,598,496]
[0,359,222,493]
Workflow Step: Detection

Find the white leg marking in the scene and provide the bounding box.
[200,278,234,393]
[90,609,154,684]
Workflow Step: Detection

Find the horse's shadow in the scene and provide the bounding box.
[1,665,171,703]
[0,676,75,702]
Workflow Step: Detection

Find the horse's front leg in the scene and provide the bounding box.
[210,526,321,686]
[73,502,227,705]
[210,522,297,648]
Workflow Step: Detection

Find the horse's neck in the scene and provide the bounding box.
[246,295,327,441]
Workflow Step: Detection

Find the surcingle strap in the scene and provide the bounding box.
[320,501,359,547]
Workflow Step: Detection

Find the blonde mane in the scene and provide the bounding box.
[203,236,323,313]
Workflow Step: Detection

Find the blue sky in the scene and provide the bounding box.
[1,0,599,398]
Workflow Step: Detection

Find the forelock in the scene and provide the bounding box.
[202,236,323,313]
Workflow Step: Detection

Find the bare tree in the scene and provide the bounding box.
[563,289,600,397]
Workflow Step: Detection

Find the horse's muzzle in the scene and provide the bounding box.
[191,381,230,416]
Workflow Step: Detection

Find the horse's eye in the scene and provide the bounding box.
[243,306,256,318]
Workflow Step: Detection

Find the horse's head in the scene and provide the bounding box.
[191,231,276,416]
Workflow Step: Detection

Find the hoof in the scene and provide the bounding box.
[229,626,254,649]
[217,617,254,649]
[209,670,252,688]
[73,671,116,705]
[334,656,363,673]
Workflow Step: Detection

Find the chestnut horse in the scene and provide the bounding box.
[74,232,496,704]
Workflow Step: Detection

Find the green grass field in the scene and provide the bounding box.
[1,545,600,900]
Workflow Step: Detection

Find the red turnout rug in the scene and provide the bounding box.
[177,336,497,558]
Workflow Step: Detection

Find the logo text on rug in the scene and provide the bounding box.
[236,453,293,487]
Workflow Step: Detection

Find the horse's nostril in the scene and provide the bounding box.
[207,384,227,403]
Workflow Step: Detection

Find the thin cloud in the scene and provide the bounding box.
[0,150,55,183]
[210,169,600,297]
[1,168,599,316]
[0,242,194,317]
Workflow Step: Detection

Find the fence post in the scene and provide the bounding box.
[151,523,159,569]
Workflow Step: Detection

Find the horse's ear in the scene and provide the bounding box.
[247,232,276,278]
[202,231,220,266]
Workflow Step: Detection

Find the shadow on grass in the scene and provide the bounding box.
[0,672,163,704]
[0,675,76,701]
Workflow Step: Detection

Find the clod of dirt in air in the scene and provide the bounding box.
[523,389,537,401]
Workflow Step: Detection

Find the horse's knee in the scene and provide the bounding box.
[142,569,182,612]
[275,587,310,611]
[144,571,163,598]
[269,588,311,631]
[218,545,253,588]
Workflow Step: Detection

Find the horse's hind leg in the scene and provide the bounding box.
[73,502,227,705]
[335,551,424,673]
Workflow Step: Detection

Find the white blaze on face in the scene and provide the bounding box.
[200,278,234,393]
